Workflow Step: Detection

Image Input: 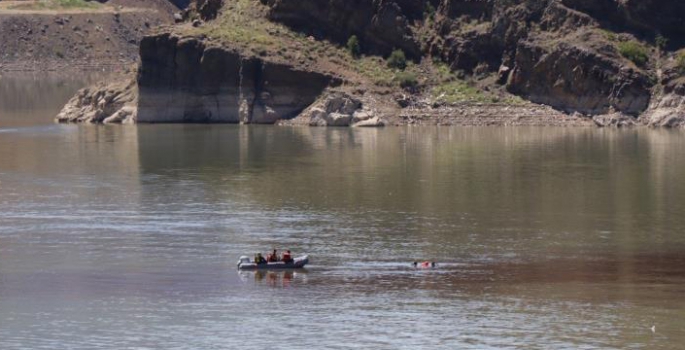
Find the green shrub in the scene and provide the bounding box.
[601,29,617,42]
[395,71,418,89]
[424,3,436,20]
[618,41,649,66]
[656,34,669,50]
[387,49,407,70]
[346,35,361,58]
[676,51,685,74]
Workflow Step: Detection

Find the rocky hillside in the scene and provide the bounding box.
[57,0,685,128]
[0,0,179,71]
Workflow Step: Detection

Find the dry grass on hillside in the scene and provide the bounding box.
[3,0,102,10]
[180,0,510,104]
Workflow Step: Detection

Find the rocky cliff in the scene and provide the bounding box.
[136,33,338,123]
[259,0,423,58]
[56,0,685,128]
[260,0,685,125]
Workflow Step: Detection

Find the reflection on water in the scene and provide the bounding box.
[0,73,101,128]
[239,270,308,289]
[1,83,685,348]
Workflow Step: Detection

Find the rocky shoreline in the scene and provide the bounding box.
[56,73,683,128]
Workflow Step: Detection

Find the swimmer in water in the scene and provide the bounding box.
[413,261,436,268]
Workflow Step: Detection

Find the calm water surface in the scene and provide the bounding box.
[1,77,685,349]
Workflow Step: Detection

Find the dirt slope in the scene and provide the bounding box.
[0,0,175,72]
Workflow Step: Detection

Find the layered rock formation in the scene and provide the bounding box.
[137,33,338,123]
[507,36,651,115]
[58,32,340,124]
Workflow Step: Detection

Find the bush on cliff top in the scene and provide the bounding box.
[618,41,649,67]
[347,35,361,58]
[424,3,436,20]
[395,71,418,89]
[387,49,407,70]
[676,51,685,75]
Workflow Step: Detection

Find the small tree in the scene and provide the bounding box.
[618,41,649,66]
[424,3,436,20]
[395,71,418,90]
[656,34,669,51]
[346,35,361,58]
[387,49,407,70]
[676,51,685,75]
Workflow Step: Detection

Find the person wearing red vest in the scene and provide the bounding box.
[282,250,293,263]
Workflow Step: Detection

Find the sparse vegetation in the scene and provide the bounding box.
[180,0,522,105]
[395,71,418,89]
[427,62,524,105]
[600,29,617,42]
[618,41,649,66]
[346,35,361,58]
[387,49,407,70]
[676,51,685,74]
[424,3,436,20]
[432,80,490,103]
[186,0,400,87]
[8,0,101,10]
[656,34,669,50]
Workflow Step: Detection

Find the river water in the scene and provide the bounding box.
[1,76,685,349]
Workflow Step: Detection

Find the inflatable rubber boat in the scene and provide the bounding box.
[237,255,309,270]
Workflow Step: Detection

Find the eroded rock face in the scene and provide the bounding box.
[592,112,637,128]
[292,92,385,127]
[260,0,421,58]
[641,74,685,129]
[194,0,223,21]
[561,0,685,48]
[136,33,338,123]
[56,79,138,124]
[507,38,651,115]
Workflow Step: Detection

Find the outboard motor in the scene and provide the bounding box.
[237,256,250,267]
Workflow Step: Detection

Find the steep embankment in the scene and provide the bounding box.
[260,0,685,127]
[0,0,177,71]
[136,33,337,123]
[56,0,685,128]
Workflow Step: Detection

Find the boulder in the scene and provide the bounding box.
[55,79,138,124]
[353,116,386,127]
[299,92,364,127]
[325,113,354,127]
[193,0,223,21]
[592,112,637,127]
[644,110,685,128]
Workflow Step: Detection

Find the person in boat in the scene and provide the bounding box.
[255,253,266,264]
[267,249,279,262]
[282,250,293,263]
